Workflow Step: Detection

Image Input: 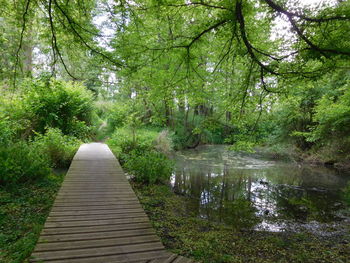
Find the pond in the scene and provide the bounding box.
[171,145,350,235]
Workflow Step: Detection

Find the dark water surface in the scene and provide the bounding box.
[171,145,350,235]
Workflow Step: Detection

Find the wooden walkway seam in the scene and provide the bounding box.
[30,143,194,263]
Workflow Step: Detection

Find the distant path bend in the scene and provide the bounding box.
[30,143,194,263]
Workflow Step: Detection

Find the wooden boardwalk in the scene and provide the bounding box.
[30,143,193,263]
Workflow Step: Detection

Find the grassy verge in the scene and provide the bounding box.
[132,183,350,263]
[0,172,65,263]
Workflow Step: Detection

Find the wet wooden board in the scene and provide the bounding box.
[30,143,194,263]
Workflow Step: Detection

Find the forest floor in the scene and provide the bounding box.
[132,182,350,263]
[0,172,65,263]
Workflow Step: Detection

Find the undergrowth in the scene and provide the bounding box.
[0,172,65,263]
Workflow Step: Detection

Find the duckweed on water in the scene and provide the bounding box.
[132,183,350,263]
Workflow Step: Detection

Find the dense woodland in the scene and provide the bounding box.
[1,0,350,262]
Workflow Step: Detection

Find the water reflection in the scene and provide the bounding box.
[171,145,350,232]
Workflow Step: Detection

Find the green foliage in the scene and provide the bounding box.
[0,115,14,146]
[154,130,173,155]
[0,172,64,263]
[124,151,173,184]
[1,78,94,140]
[343,182,350,206]
[257,143,300,162]
[266,72,350,163]
[269,90,316,149]
[0,142,50,185]
[22,79,94,138]
[0,79,87,186]
[108,127,159,160]
[228,140,256,153]
[108,127,174,184]
[311,81,350,144]
[107,103,131,132]
[94,100,115,119]
[32,128,81,168]
[171,124,193,150]
[170,113,228,150]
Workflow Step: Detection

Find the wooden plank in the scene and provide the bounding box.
[46,212,146,222]
[32,242,165,261]
[44,217,149,228]
[50,208,144,216]
[51,204,143,212]
[173,256,194,263]
[41,222,153,235]
[31,251,173,263]
[55,197,138,202]
[150,255,194,263]
[149,254,178,263]
[54,195,136,199]
[59,192,134,196]
[53,201,140,206]
[39,228,156,242]
[35,235,161,252]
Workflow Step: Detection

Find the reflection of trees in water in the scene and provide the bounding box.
[173,165,259,227]
[173,163,346,227]
[272,185,342,222]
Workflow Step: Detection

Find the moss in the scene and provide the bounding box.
[133,183,350,263]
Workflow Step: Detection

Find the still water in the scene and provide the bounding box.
[171,145,350,234]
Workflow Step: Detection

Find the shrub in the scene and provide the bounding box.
[108,128,158,162]
[33,128,81,168]
[154,130,173,155]
[124,151,174,184]
[228,140,256,153]
[304,82,350,157]
[107,103,130,132]
[0,142,50,185]
[94,100,114,119]
[171,125,201,150]
[107,127,174,184]
[22,78,94,138]
[0,115,14,146]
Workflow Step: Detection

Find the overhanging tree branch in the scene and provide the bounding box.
[174,19,228,49]
[263,0,350,23]
[287,16,350,56]
[263,0,350,56]
[236,1,278,76]
[48,0,77,80]
[53,0,123,67]
[13,0,31,88]
[166,1,229,10]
